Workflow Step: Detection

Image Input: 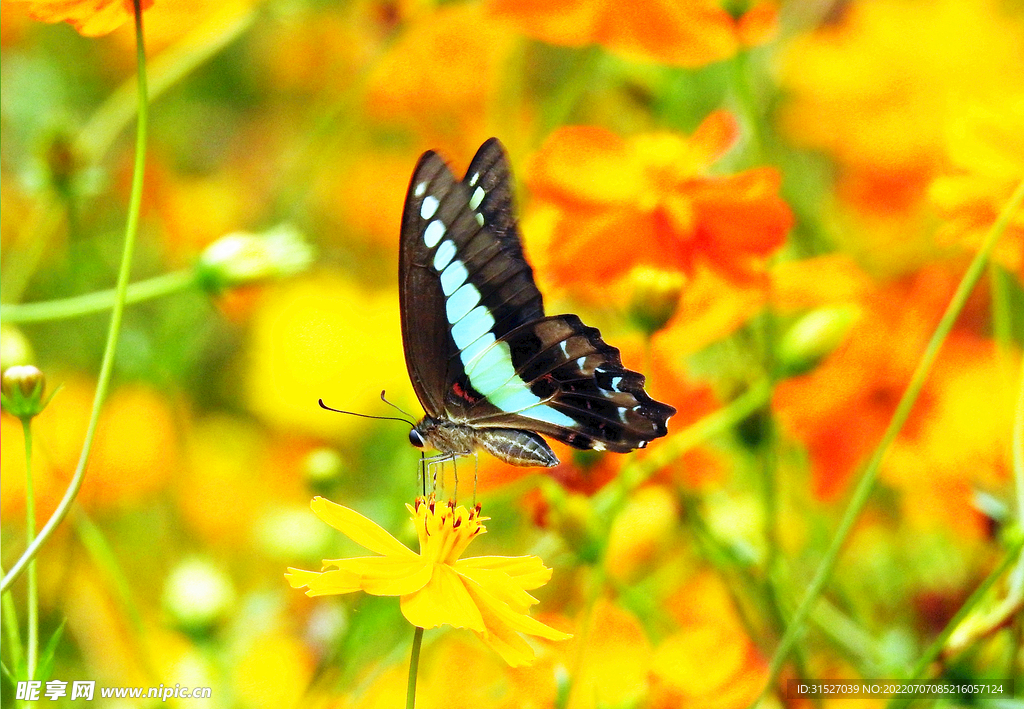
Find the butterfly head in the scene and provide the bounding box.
[409,416,475,459]
[408,427,427,449]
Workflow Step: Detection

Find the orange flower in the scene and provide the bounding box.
[489,0,778,68]
[6,0,153,36]
[526,113,792,291]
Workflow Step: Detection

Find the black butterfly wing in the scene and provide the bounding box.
[462,315,676,452]
[399,139,544,418]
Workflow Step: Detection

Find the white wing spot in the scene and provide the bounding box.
[469,186,485,211]
[420,195,439,220]
[433,239,457,271]
[610,376,624,392]
[414,181,427,197]
[475,212,485,226]
[592,442,607,452]
[423,219,446,248]
[440,260,469,296]
[446,283,482,325]
[469,172,480,186]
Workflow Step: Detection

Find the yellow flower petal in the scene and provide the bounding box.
[464,575,570,642]
[326,556,432,596]
[311,497,417,558]
[401,565,485,631]
[477,621,537,668]
[455,555,553,591]
[455,565,539,614]
[285,567,361,595]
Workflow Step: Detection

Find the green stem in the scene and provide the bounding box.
[0,0,149,594]
[21,419,38,680]
[729,48,768,165]
[1013,351,1024,546]
[989,265,1012,359]
[0,269,195,323]
[0,564,24,676]
[1010,352,1024,598]
[406,626,424,709]
[754,177,1024,705]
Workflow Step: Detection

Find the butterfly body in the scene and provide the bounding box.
[400,138,675,467]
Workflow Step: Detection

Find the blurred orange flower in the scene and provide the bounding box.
[0,378,178,518]
[526,113,792,292]
[287,496,570,667]
[884,335,1014,539]
[773,266,970,499]
[366,3,517,155]
[5,0,152,36]
[489,0,777,68]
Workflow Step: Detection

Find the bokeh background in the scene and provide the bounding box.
[2,0,1023,706]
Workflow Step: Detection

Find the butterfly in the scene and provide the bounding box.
[400,138,676,467]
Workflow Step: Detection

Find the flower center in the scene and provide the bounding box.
[413,496,487,564]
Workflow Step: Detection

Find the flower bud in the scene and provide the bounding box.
[1,365,55,420]
[162,558,236,636]
[196,224,314,294]
[627,266,685,335]
[777,305,861,377]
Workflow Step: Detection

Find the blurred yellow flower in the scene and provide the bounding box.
[287,496,570,667]
[243,274,408,439]
[930,96,1024,275]
[3,0,152,36]
[566,599,651,709]
[652,573,767,709]
[779,0,1024,217]
[604,484,679,583]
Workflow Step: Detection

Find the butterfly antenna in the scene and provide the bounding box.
[318,399,415,428]
[379,390,417,421]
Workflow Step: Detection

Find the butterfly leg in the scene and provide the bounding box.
[472,453,479,507]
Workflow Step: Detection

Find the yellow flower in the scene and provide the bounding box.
[286,496,570,667]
